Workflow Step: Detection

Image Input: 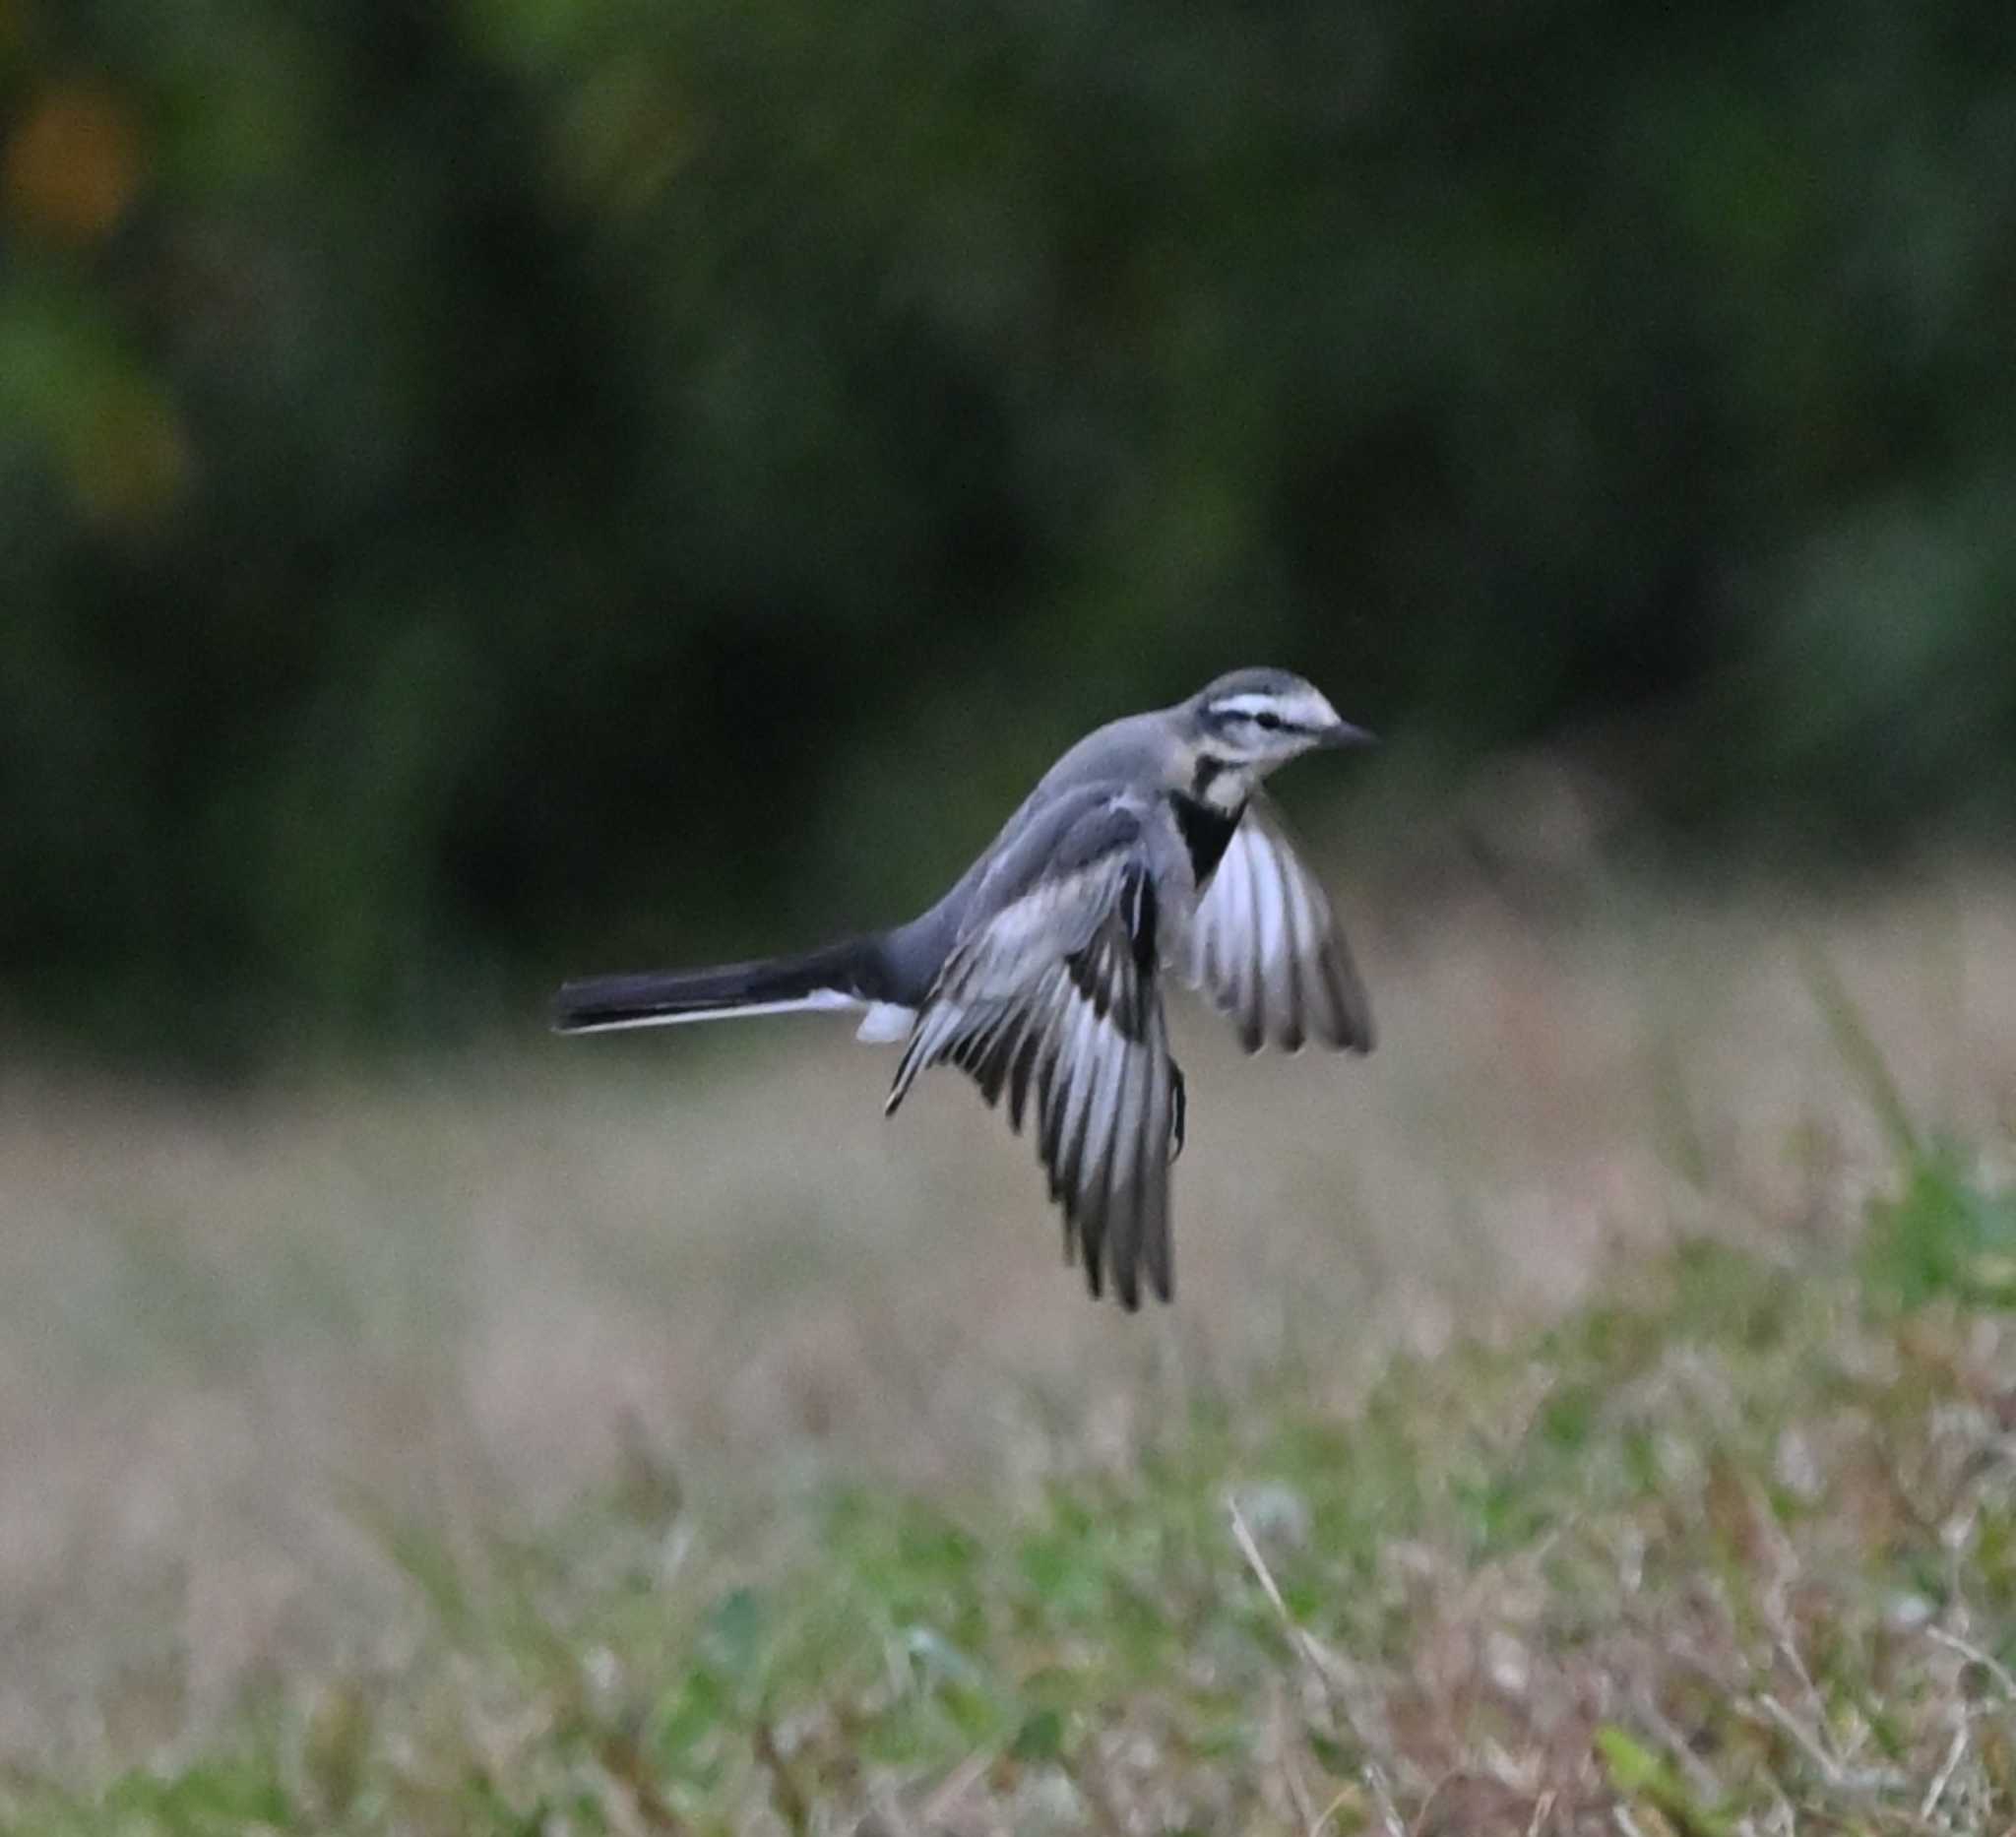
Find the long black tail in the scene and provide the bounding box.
[553,936,892,1035]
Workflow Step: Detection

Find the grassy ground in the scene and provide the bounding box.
[6,861,2016,1831]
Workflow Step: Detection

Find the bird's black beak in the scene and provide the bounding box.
[1318,719,1378,750]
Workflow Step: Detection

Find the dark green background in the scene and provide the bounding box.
[4,0,2014,1061]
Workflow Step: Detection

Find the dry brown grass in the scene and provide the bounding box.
[5,855,2016,1814]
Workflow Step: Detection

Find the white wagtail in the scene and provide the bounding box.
[555,668,1375,1309]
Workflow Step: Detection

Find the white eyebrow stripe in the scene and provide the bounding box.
[1210,692,1326,731]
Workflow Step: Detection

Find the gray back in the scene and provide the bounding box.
[878,711,1175,1000]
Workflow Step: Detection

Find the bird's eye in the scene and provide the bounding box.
[1253,712,1284,731]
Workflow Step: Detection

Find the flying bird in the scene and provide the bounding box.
[554,668,1376,1309]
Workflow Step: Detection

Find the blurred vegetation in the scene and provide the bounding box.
[4,0,2015,1059]
[17,1149,2016,1830]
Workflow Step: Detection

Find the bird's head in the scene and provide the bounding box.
[1177,667,1373,805]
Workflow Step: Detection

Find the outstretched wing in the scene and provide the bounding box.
[1183,792,1374,1054]
[886,802,1181,1308]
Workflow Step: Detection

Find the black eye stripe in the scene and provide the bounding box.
[1209,704,1295,731]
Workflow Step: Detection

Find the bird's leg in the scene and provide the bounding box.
[1168,1059,1187,1162]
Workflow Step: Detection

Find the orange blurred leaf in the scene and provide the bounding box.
[4,78,147,245]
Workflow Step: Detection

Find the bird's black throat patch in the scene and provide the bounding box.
[1189,752,1234,801]
[1169,792,1243,884]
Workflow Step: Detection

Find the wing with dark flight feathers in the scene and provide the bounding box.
[885,798,1181,1308]
[1183,792,1374,1054]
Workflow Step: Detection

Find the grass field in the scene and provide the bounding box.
[6,860,2016,1832]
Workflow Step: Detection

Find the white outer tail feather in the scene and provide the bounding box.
[557,990,864,1035]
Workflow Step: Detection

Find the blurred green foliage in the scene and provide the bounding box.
[18,1205,2016,1828]
[1861,1140,2016,1311]
[3,0,2015,1058]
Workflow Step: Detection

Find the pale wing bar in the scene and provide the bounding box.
[886,838,1179,1307]
[1184,795,1374,1054]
